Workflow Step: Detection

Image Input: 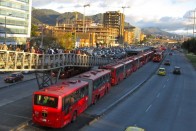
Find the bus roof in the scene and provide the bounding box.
[123,59,133,64]
[102,63,124,69]
[75,69,111,81]
[34,80,88,97]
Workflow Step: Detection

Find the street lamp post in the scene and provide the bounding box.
[193,9,196,37]
[83,4,90,33]
[40,24,44,48]
[122,6,130,48]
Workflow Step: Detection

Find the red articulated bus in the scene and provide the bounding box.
[73,69,111,104]
[100,63,124,86]
[152,51,163,62]
[32,49,155,129]
[32,69,111,128]
[33,80,89,128]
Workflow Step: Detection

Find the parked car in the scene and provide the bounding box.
[173,66,181,75]
[157,67,166,76]
[164,59,170,66]
[4,72,24,83]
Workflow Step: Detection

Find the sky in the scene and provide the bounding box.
[32,0,196,35]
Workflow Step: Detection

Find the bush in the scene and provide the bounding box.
[182,38,196,54]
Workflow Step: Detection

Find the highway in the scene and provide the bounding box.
[0,50,195,131]
[81,51,196,131]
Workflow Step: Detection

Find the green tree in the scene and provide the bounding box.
[182,38,196,54]
[54,32,74,50]
[31,24,39,37]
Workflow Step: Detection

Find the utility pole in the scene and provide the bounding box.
[122,6,130,48]
[40,24,44,48]
[187,11,191,36]
[74,11,78,21]
[193,9,196,37]
[189,9,196,37]
[83,4,90,33]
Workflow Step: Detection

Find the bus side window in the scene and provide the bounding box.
[70,96,75,104]
[62,97,71,114]
[83,86,88,96]
[80,85,88,97]
[80,88,85,97]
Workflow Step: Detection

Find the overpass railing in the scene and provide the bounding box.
[0,50,112,72]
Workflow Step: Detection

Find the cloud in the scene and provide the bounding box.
[131,16,188,32]
[172,0,193,3]
[32,0,194,34]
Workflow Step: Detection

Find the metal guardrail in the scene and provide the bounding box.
[0,50,112,71]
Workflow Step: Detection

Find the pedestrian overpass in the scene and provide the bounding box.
[0,50,113,89]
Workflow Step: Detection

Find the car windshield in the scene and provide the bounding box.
[159,69,165,71]
[10,74,17,77]
[34,94,58,108]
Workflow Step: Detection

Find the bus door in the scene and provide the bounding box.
[110,68,117,85]
[62,96,73,124]
[73,78,93,106]
[87,80,93,105]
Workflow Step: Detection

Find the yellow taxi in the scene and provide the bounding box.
[157,67,166,76]
[125,126,145,131]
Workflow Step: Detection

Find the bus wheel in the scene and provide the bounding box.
[71,111,77,122]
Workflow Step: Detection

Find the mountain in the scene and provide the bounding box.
[32,8,103,25]
[32,9,60,25]
[142,27,179,37]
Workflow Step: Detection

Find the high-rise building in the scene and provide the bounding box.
[0,0,32,45]
[103,11,124,44]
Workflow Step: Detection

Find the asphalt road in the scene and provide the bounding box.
[0,53,161,131]
[3,50,193,131]
[81,51,196,131]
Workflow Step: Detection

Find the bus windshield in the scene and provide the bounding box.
[34,94,58,108]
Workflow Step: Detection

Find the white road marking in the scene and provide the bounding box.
[0,99,13,107]
[145,105,152,112]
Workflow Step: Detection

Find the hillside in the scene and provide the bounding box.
[32,9,60,25]
[142,27,178,37]
[32,8,103,25]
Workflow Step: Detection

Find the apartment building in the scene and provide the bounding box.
[103,11,124,44]
[125,26,141,44]
[0,0,32,45]
[54,19,119,47]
